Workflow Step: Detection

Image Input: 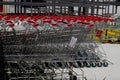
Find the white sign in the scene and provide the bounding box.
[69,36,77,48]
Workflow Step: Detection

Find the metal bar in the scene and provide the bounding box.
[15,0,17,14]
[96,0,99,15]
[23,0,26,14]
[0,2,118,6]
[30,0,32,15]
[52,0,55,14]
[91,0,95,15]
[17,0,20,14]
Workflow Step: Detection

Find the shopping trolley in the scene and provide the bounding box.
[0,15,110,80]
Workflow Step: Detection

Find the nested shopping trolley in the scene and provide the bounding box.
[0,15,110,80]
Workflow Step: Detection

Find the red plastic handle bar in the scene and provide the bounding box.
[8,23,15,27]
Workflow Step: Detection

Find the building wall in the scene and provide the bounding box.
[0,0,120,15]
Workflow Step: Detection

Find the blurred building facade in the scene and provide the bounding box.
[0,0,120,16]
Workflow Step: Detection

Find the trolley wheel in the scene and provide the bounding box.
[77,61,85,68]
[69,62,73,66]
[51,62,59,69]
[64,62,69,68]
[102,62,108,67]
[73,62,79,68]
[57,62,63,68]
[61,62,66,69]
[63,62,68,68]
[44,62,52,69]
[66,62,71,68]
[91,62,97,67]
[84,62,91,68]
[97,62,102,67]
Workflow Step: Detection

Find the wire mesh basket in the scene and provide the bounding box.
[0,15,110,80]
